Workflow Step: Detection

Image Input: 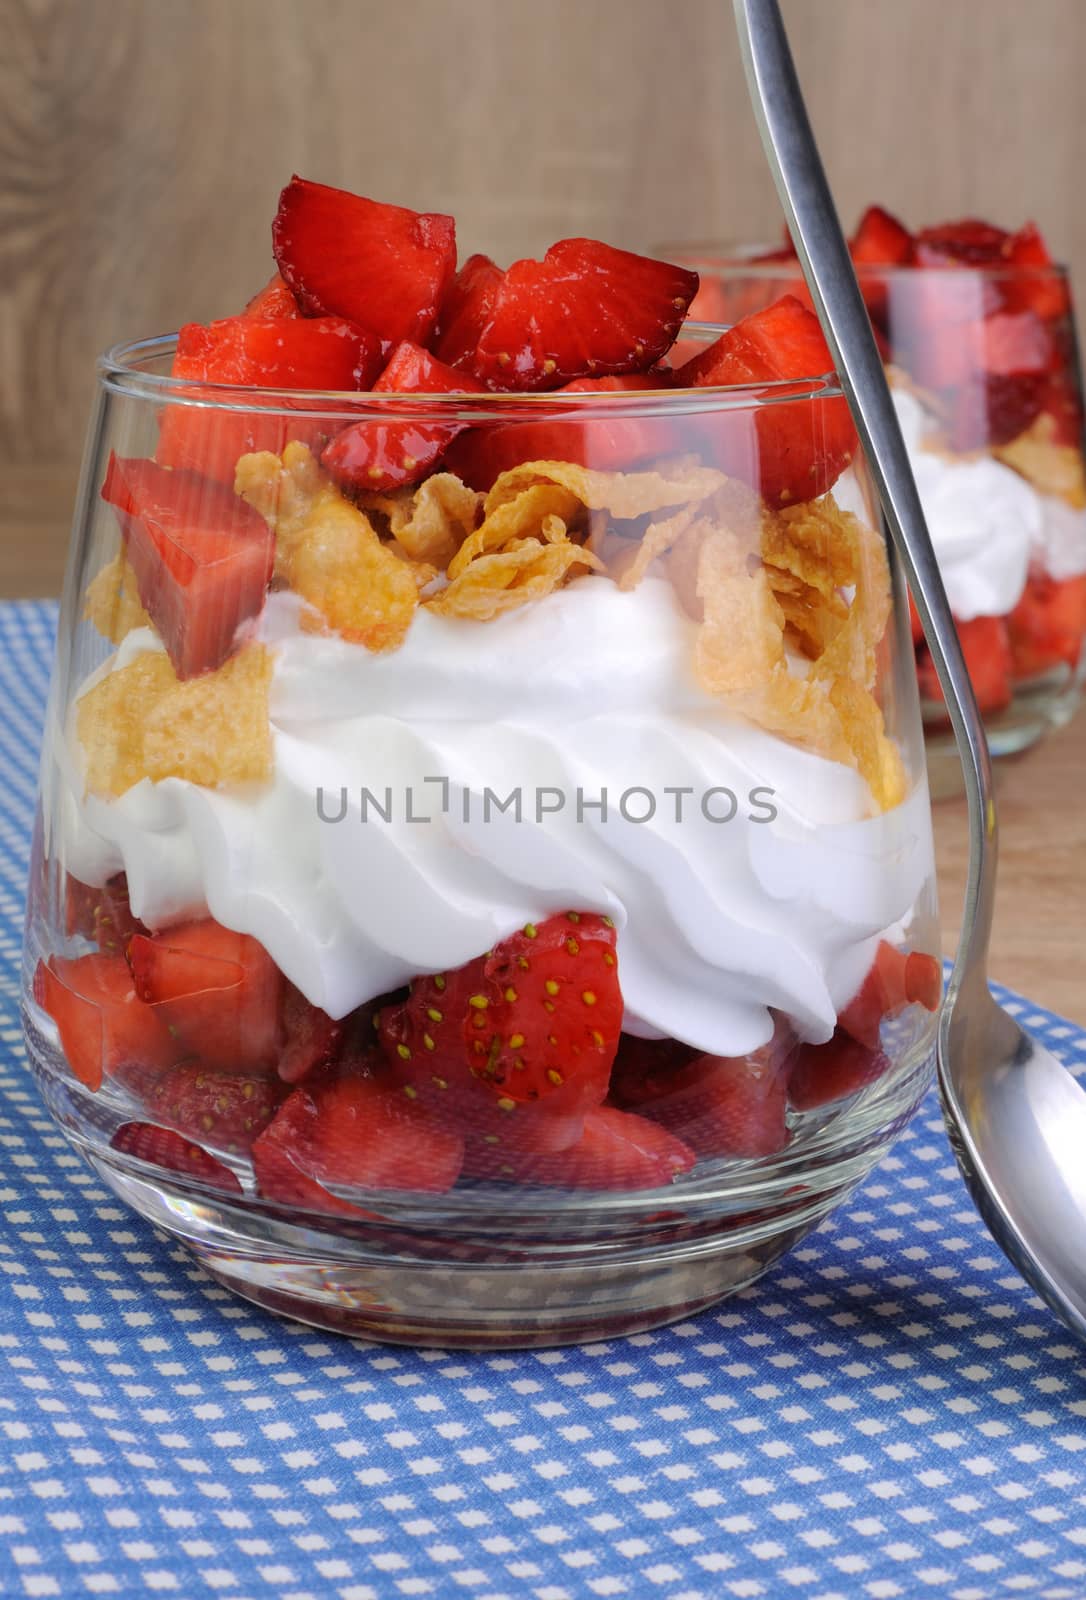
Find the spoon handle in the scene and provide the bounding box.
[732,0,997,1006]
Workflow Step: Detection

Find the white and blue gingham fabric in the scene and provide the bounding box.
[2,600,1086,1600]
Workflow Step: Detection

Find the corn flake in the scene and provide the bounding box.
[485,459,728,521]
[83,553,151,644]
[448,484,583,579]
[427,540,603,621]
[995,413,1086,509]
[359,473,483,568]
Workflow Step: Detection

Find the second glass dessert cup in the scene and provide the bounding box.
[21,331,941,1346]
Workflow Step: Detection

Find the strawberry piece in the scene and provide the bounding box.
[468,1105,694,1189]
[127,918,284,1073]
[64,872,144,956]
[157,314,383,487]
[378,912,622,1161]
[444,373,675,491]
[914,218,1010,267]
[788,1030,891,1111]
[432,254,504,369]
[850,204,913,268]
[252,1068,464,1211]
[1008,573,1086,677]
[948,309,1053,450]
[908,592,924,646]
[838,940,942,1052]
[34,953,182,1094]
[1041,369,1084,446]
[111,1122,242,1193]
[277,982,345,1085]
[1002,223,1071,321]
[272,176,457,348]
[918,614,1014,714]
[100,453,275,680]
[676,295,856,505]
[243,272,302,319]
[472,238,698,390]
[145,1063,284,1155]
[321,340,485,492]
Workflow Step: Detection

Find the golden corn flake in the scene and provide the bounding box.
[694,527,786,694]
[359,473,483,568]
[448,483,582,579]
[427,540,603,621]
[995,413,1086,509]
[485,459,728,522]
[83,553,151,644]
[613,506,698,592]
[237,443,418,651]
[78,644,273,798]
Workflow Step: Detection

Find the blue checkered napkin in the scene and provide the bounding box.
[2,600,1086,1600]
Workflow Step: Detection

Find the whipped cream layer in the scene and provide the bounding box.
[836,388,1086,621]
[57,578,934,1058]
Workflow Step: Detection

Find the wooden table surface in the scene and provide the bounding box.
[934,713,1085,1025]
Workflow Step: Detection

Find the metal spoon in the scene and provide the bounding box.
[733,0,1086,1340]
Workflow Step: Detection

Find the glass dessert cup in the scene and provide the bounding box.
[21,330,941,1347]
[669,248,1086,791]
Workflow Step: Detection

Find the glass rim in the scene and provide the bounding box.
[661,240,1071,283]
[96,328,845,418]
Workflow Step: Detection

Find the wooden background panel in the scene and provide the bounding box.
[2,0,1085,593]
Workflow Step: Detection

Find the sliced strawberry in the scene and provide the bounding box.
[914,218,1009,267]
[432,254,504,369]
[444,373,675,490]
[272,176,457,348]
[788,1031,891,1111]
[145,1063,284,1155]
[277,982,345,1085]
[157,314,383,487]
[34,953,182,1094]
[850,204,913,268]
[1002,223,1071,321]
[468,1105,694,1189]
[64,872,145,956]
[100,453,275,680]
[918,614,1014,715]
[321,340,485,492]
[243,272,302,319]
[908,592,924,646]
[1008,573,1086,677]
[111,1122,242,1193]
[677,295,856,505]
[252,1067,464,1211]
[838,940,942,1052]
[127,918,284,1074]
[472,238,697,390]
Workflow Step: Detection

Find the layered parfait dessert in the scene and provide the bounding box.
[30,179,940,1215]
[689,209,1086,738]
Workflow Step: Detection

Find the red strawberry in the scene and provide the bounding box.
[472,238,698,390]
[944,309,1053,450]
[252,1067,464,1211]
[243,272,302,319]
[838,940,942,1051]
[432,254,504,369]
[378,912,622,1162]
[272,176,457,348]
[64,872,144,956]
[788,1031,891,1111]
[34,953,182,1094]
[468,1105,694,1189]
[145,1063,284,1155]
[321,340,485,492]
[908,592,924,646]
[277,982,345,1085]
[676,295,856,505]
[850,204,913,268]
[156,314,383,488]
[1002,223,1071,321]
[1008,573,1086,677]
[127,918,283,1074]
[111,1122,242,1193]
[444,373,675,491]
[918,614,1014,715]
[1041,368,1084,446]
[914,218,1010,267]
[100,453,275,680]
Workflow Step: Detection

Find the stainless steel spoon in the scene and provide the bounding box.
[734,0,1086,1339]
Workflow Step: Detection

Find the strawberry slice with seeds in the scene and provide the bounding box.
[127,918,283,1074]
[914,217,1010,267]
[243,272,302,319]
[146,1063,284,1156]
[321,340,485,492]
[432,253,504,369]
[111,1122,242,1193]
[34,953,183,1094]
[157,314,383,488]
[64,872,145,956]
[788,1031,891,1111]
[100,453,275,680]
[252,1066,464,1212]
[838,940,942,1051]
[272,176,457,348]
[468,1105,695,1189]
[472,238,698,390]
[277,982,345,1085]
[850,204,913,268]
